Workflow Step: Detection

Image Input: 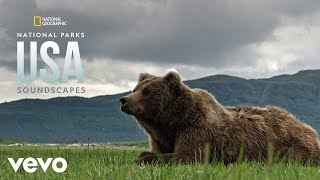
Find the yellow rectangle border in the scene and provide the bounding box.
[33,16,42,26]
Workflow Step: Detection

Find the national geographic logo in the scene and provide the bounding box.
[33,16,67,27]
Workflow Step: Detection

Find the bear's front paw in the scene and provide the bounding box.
[135,155,158,165]
[138,151,156,158]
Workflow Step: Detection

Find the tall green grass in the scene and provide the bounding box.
[0,147,319,179]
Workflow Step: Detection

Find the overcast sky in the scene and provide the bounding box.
[0,0,320,102]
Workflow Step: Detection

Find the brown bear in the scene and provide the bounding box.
[120,71,320,165]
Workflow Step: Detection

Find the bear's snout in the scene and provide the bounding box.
[120,96,133,114]
[120,96,128,106]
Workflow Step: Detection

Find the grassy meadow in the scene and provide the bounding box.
[0,143,319,180]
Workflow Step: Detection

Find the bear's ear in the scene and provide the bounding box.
[138,73,154,82]
[163,71,181,88]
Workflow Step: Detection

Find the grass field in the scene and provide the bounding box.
[0,146,320,180]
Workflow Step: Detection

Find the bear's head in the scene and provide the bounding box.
[120,71,182,120]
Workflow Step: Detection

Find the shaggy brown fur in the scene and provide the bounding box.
[120,71,320,165]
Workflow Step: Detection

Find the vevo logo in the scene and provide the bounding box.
[8,157,67,173]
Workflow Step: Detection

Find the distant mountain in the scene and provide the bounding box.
[0,70,319,142]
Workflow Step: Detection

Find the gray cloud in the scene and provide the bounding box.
[0,0,320,102]
[1,0,320,69]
